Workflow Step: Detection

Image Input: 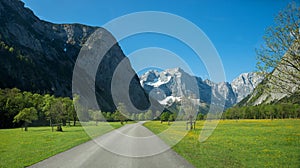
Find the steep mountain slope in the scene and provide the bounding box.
[238,51,299,106]
[0,0,151,112]
[231,72,264,102]
[140,68,264,109]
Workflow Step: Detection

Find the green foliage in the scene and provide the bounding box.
[196,113,205,120]
[13,107,38,123]
[130,113,137,120]
[168,113,176,121]
[114,103,128,124]
[113,111,124,124]
[116,103,128,117]
[103,112,113,121]
[89,110,104,125]
[0,88,76,129]
[138,113,145,121]
[13,107,38,131]
[73,94,89,122]
[277,92,300,104]
[144,110,153,120]
[160,112,170,121]
[224,103,300,120]
[8,47,14,53]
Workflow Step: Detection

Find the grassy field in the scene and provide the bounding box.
[144,119,300,168]
[0,122,123,168]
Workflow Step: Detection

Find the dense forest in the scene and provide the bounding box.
[0,88,77,130]
[223,104,300,120]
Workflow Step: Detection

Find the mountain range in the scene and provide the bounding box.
[139,68,264,109]
[2,0,295,114]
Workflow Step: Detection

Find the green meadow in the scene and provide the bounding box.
[1,120,299,168]
[144,119,300,168]
[0,122,123,168]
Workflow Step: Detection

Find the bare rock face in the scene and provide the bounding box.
[231,72,264,102]
[0,0,151,112]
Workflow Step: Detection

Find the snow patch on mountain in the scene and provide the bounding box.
[146,76,172,87]
[159,96,182,105]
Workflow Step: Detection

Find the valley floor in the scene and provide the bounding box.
[1,119,299,168]
[144,119,300,168]
[0,122,123,168]
[28,122,193,168]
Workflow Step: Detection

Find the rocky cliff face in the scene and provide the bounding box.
[0,0,151,112]
[231,72,264,102]
[0,0,96,95]
[140,68,264,109]
[238,50,299,106]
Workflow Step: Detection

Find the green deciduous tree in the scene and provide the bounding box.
[90,110,103,126]
[160,112,170,123]
[73,94,89,122]
[115,103,129,124]
[144,110,153,120]
[63,97,77,126]
[13,107,38,131]
[138,113,145,121]
[117,103,129,117]
[130,113,137,121]
[48,99,65,131]
[168,114,176,121]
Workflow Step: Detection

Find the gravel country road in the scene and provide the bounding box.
[29,122,194,168]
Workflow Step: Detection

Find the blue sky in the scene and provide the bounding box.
[22,0,292,82]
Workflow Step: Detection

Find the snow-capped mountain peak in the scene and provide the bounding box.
[140,68,264,108]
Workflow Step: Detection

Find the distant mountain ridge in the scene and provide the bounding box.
[140,68,264,109]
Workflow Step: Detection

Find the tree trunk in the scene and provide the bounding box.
[56,124,63,132]
[62,119,66,126]
[24,122,28,131]
[73,117,76,126]
[50,119,54,132]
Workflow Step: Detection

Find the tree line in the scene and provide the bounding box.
[0,88,208,131]
[3,88,299,132]
[0,88,77,131]
[223,103,300,120]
